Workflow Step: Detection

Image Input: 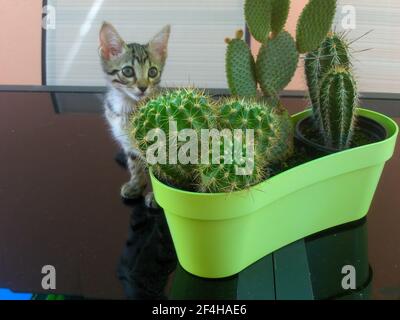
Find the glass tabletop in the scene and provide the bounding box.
[0,91,399,300]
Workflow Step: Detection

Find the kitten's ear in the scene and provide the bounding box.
[99,22,126,60]
[148,25,171,63]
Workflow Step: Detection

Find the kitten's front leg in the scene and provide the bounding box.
[120,155,147,200]
[121,156,159,208]
[144,192,158,209]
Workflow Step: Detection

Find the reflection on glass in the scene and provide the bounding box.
[306,217,372,300]
[117,200,177,300]
[117,190,372,300]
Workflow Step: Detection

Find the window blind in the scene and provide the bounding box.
[45,0,245,89]
[334,0,400,94]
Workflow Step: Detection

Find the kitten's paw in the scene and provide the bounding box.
[120,181,144,199]
[144,192,159,209]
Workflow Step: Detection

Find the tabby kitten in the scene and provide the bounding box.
[99,22,170,207]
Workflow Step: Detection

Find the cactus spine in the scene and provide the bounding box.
[305,32,351,135]
[198,99,293,193]
[304,32,357,149]
[131,88,216,189]
[318,66,358,149]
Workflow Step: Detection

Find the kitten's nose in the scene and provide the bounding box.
[138,86,147,93]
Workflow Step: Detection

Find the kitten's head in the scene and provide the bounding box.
[99,22,170,101]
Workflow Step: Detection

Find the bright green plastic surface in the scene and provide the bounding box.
[151,109,398,278]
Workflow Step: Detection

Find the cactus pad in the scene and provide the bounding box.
[318,32,351,74]
[305,32,351,132]
[271,0,290,35]
[244,0,272,43]
[296,0,337,53]
[256,31,299,96]
[225,36,257,97]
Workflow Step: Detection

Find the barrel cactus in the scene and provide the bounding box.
[318,66,358,149]
[198,99,293,193]
[131,88,216,189]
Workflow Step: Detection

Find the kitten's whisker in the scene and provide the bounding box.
[114,133,129,138]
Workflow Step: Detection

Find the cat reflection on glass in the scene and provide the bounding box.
[99,22,170,207]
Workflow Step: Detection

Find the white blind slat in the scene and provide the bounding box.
[46,0,245,88]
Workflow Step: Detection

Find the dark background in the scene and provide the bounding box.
[0,91,398,299]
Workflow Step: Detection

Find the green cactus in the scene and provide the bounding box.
[131,88,216,189]
[316,32,351,75]
[225,30,257,97]
[198,99,294,193]
[256,31,299,96]
[266,102,295,163]
[198,135,267,194]
[244,0,272,43]
[305,32,351,133]
[226,0,338,98]
[318,66,358,149]
[296,0,337,53]
[271,0,290,35]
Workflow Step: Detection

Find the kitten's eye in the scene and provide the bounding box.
[122,66,135,78]
[148,67,158,78]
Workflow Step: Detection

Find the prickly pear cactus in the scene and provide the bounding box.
[296,0,337,53]
[131,88,216,188]
[256,31,299,96]
[225,30,257,97]
[271,0,290,35]
[245,0,272,43]
[318,66,358,149]
[305,32,351,133]
[198,99,293,193]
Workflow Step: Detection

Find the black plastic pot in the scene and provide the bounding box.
[295,115,388,157]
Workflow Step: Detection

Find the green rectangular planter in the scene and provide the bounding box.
[150,108,398,279]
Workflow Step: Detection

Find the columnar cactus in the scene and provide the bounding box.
[305,32,351,134]
[318,66,358,149]
[131,88,216,189]
[226,0,337,98]
[197,134,268,193]
[217,98,294,163]
[198,99,293,193]
[244,0,273,43]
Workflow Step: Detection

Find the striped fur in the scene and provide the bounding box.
[99,22,170,206]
